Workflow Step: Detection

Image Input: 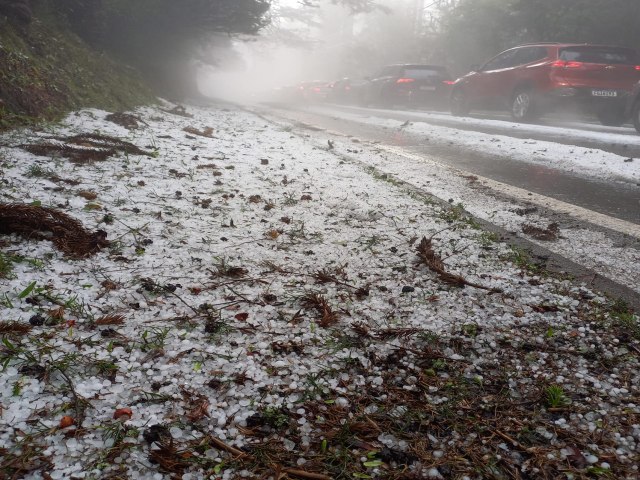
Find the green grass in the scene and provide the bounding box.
[0,252,16,278]
[545,384,569,408]
[609,299,640,340]
[438,202,481,229]
[478,231,500,247]
[507,245,545,275]
[0,252,40,278]
[544,385,569,408]
[0,8,154,130]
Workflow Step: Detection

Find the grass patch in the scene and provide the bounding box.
[507,245,546,275]
[478,230,500,248]
[0,251,19,278]
[609,299,639,340]
[438,202,481,229]
[0,9,153,130]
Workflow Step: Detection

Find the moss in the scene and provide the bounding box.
[0,12,154,130]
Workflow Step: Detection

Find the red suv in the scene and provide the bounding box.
[451,43,640,125]
[626,81,640,134]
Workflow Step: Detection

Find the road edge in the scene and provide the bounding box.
[245,104,640,312]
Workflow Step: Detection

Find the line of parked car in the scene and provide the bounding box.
[277,43,640,134]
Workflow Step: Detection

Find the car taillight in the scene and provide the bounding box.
[552,60,583,68]
[635,66,640,71]
[313,87,321,92]
[396,78,415,84]
[442,80,455,85]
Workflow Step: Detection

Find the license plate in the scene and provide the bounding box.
[419,86,436,91]
[592,90,617,97]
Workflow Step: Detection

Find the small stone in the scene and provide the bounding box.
[402,286,415,293]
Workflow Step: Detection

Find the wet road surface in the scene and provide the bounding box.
[257,102,640,225]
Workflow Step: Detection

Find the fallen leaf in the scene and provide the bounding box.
[60,416,75,428]
[77,190,98,200]
[265,229,280,239]
[113,407,133,420]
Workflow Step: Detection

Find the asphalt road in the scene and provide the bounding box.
[257,102,640,225]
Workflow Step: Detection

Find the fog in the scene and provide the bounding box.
[198,0,439,103]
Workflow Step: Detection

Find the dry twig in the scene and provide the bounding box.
[0,203,109,258]
[302,293,339,327]
[416,236,502,293]
[95,314,126,326]
[0,321,32,336]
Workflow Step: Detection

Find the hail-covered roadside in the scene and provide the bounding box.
[0,103,638,479]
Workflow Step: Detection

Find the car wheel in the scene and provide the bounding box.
[633,102,640,134]
[377,86,395,108]
[359,90,371,107]
[596,107,626,127]
[450,88,470,116]
[510,89,537,122]
[378,95,393,108]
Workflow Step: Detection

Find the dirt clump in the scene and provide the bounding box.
[105,112,146,130]
[522,222,560,241]
[183,126,214,138]
[161,105,193,118]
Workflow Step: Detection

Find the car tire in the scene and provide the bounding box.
[359,89,371,107]
[378,95,393,109]
[633,102,640,134]
[450,88,470,116]
[596,107,626,127]
[377,85,395,108]
[510,88,538,122]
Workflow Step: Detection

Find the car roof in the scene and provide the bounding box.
[384,64,447,68]
[515,43,636,50]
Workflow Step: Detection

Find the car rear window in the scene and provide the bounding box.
[402,67,448,79]
[559,47,638,65]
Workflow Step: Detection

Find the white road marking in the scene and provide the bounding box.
[255,107,640,239]
[375,144,640,239]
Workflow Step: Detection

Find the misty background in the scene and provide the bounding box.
[7,0,639,101]
[199,0,640,102]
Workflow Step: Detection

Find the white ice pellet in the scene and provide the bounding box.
[427,468,441,478]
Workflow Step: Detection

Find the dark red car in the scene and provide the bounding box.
[361,64,454,108]
[451,43,640,125]
[626,81,640,133]
[297,81,331,102]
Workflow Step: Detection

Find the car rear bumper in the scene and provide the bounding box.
[392,87,450,105]
[545,86,630,110]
